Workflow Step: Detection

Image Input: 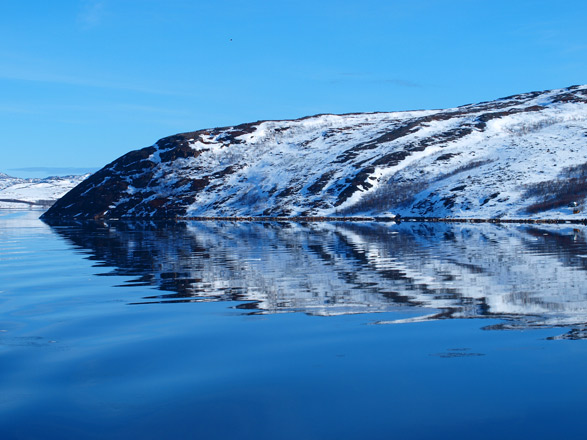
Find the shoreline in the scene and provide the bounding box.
[32,210,587,225]
[147,216,587,225]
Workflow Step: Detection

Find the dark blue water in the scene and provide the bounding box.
[1,211,587,439]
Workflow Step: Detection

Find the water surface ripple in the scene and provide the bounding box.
[1,211,587,439]
[45,216,587,334]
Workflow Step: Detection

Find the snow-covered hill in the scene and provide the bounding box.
[0,173,89,209]
[43,85,587,220]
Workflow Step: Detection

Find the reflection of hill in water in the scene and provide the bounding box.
[47,220,587,333]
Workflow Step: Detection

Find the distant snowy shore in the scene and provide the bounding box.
[0,173,89,210]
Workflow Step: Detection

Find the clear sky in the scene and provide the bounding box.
[1,0,586,177]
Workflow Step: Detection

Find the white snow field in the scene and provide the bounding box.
[0,174,89,209]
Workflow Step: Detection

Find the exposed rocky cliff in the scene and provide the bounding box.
[42,85,587,220]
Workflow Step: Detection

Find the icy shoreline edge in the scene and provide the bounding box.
[47,215,587,224]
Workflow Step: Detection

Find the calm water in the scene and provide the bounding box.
[1,210,587,439]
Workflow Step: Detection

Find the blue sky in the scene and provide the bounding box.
[1,0,586,177]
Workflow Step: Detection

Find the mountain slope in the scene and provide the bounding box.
[42,85,587,220]
[0,174,89,209]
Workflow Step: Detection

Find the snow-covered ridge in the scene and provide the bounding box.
[43,85,587,219]
[0,174,89,209]
[0,174,89,210]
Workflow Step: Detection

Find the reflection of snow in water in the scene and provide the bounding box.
[50,220,587,331]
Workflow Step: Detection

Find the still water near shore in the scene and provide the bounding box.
[1,210,586,439]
